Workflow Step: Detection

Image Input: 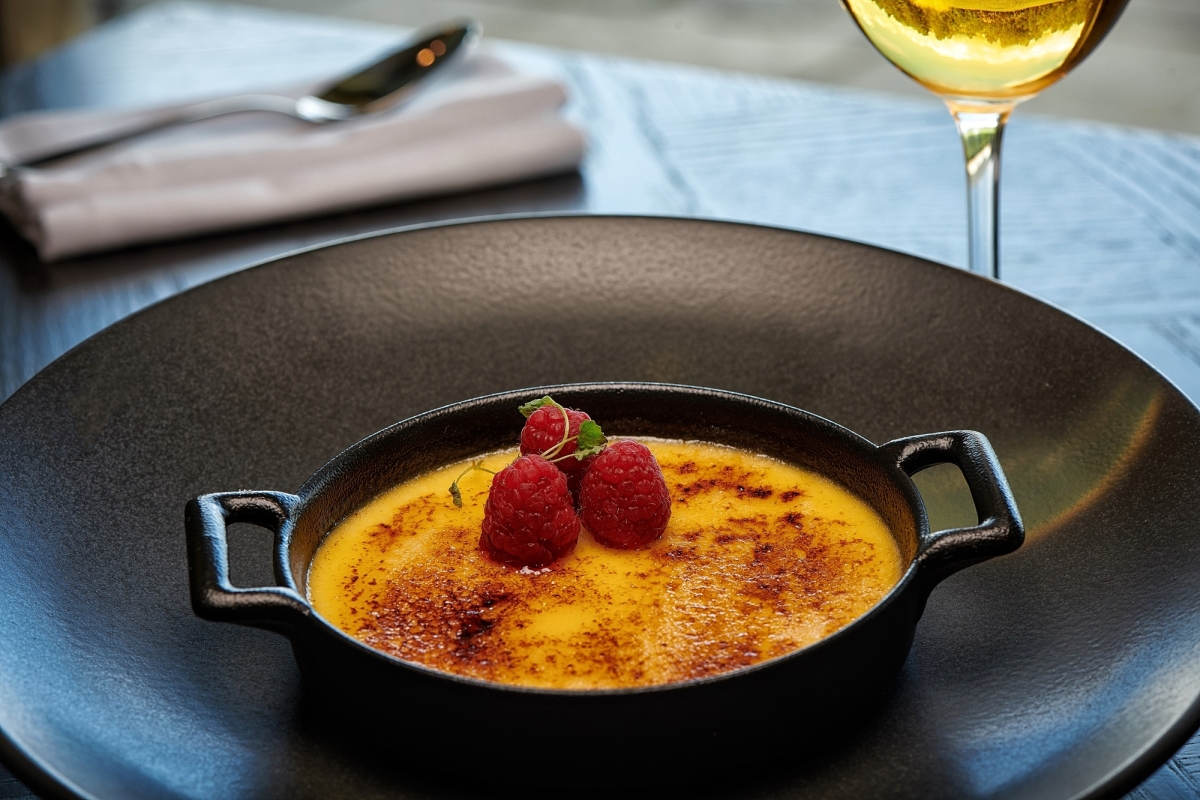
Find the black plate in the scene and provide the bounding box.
[1,216,1198,800]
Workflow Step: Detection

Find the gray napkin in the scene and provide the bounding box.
[0,52,584,261]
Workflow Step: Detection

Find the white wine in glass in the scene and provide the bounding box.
[841,0,1128,278]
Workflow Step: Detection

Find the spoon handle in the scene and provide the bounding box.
[5,94,309,173]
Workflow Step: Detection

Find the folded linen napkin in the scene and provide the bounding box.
[0,52,585,261]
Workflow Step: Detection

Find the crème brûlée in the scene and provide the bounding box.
[307,439,903,690]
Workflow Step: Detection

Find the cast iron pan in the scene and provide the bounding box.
[184,383,1022,786]
[0,216,1198,799]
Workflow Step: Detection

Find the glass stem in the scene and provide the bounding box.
[949,104,1012,280]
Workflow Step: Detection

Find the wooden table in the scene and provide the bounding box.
[2,3,1199,798]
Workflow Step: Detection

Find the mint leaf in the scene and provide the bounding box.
[576,420,605,448]
[518,396,557,418]
[573,420,607,458]
[448,461,495,508]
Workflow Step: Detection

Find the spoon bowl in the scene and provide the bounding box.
[307,20,478,119]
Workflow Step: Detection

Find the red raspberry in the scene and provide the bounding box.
[480,454,580,568]
[579,440,672,549]
[520,405,595,494]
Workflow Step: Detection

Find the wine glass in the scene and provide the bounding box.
[841,0,1129,279]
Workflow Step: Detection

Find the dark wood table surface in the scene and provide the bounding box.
[2,3,1199,798]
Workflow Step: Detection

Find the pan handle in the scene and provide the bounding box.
[879,431,1024,587]
[185,491,310,634]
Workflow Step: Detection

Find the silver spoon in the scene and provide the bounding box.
[6,19,480,173]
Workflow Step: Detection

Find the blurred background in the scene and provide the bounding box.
[1,0,1196,135]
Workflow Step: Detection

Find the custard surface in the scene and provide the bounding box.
[308,440,903,689]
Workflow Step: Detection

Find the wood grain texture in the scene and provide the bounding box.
[1,3,1199,798]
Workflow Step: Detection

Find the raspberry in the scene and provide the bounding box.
[579,440,672,549]
[480,454,580,568]
[520,405,595,493]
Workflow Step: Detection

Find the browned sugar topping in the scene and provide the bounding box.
[310,442,901,689]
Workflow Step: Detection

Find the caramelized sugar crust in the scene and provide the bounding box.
[308,440,903,689]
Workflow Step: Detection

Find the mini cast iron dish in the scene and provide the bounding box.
[186,382,1022,783]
